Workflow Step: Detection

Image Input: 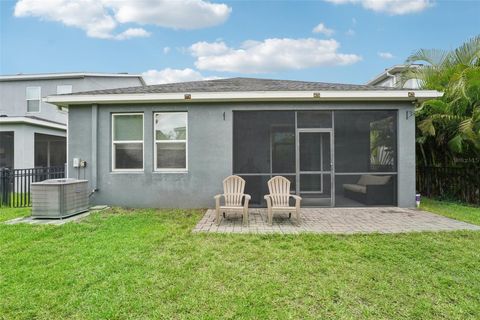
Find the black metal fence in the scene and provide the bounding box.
[417,166,480,205]
[0,167,65,208]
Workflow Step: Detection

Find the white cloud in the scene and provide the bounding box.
[114,28,150,40]
[14,0,231,40]
[163,47,171,54]
[312,23,334,36]
[110,0,231,30]
[189,38,362,73]
[141,68,220,85]
[378,52,394,59]
[325,0,433,15]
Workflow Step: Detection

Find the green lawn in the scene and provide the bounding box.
[420,198,480,225]
[1,202,480,319]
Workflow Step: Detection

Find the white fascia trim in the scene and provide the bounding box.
[0,73,143,82]
[45,90,443,107]
[0,117,66,130]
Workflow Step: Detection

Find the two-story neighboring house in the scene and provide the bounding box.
[367,64,423,89]
[0,73,145,169]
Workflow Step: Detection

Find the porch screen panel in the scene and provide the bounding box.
[0,132,14,169]
[334,110,397,206]
[34,133,66,168]
[233,111,295,206]
[297,111,332,128]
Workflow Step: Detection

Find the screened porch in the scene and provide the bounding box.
[233,110,398,207]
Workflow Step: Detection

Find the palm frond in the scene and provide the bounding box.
[406,48,450,66]
[459,118,474,135]
[422,99,448,113]
[451,35,480,66]
[448,134,464,153]
[418,118,436,136]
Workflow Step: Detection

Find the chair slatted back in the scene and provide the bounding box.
[223,175,246,206]
[267,176,290,207]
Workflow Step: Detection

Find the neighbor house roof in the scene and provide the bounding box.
[45,77,442,107]
[0,116,66,130]
[0,72,146,85]
[366,64,423,86]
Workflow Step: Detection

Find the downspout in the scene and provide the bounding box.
[385,69,396,87]
[90,104,98,196]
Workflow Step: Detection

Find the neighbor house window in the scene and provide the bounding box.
[154,112,187,171]
[26,87,41,112]
[57,85,73,95]
[112,113,144,171]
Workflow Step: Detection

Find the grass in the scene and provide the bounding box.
[1,202,480,319]
[420,198,480,225]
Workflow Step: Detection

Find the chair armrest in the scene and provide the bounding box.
[290,195,302,201]
[214,194,224,208]
[243,194,251,209]
[264,194,272,208]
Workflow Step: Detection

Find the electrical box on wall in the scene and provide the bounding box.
[73,158,80,168]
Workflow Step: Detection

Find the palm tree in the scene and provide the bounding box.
[400,35,480,166]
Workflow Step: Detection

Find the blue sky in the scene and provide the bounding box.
[1,0,478,85]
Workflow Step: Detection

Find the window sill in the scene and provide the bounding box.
[153,170,188,174]
[110,170,144,174]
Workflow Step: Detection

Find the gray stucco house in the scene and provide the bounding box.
[0,72,144,169]
[47,78,441,208]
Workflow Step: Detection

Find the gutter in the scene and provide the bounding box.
[45,90,443,107]
[0,116,66,130]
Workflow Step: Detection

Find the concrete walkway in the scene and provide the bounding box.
[193,207,480,234]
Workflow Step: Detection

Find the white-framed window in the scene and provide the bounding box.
[57,85,73,95]
[154,112,188,171]
[112,113,144,172]
[26,87,41,112]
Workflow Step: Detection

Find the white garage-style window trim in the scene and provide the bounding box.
[154,112,188,172]
[112,113,144,172]
[26,86,41,113]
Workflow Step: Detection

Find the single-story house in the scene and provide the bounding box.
[46,78,442,208]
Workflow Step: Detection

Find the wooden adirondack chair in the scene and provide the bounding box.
[264,176,302,226]
[214,175,251,226]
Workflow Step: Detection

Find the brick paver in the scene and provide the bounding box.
[193,207,480,234]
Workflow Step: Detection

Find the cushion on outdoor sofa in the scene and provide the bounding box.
[357,174,391,186]
[342,183,367,194]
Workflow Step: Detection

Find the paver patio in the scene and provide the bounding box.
[193,207,480,234]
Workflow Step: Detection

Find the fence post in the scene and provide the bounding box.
[1,168,11,207]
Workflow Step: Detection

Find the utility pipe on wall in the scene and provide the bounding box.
[90,104,98,195]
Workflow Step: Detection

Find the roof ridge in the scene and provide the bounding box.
[55,77,409,96]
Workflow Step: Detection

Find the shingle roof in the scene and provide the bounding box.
[70,77,407,96]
